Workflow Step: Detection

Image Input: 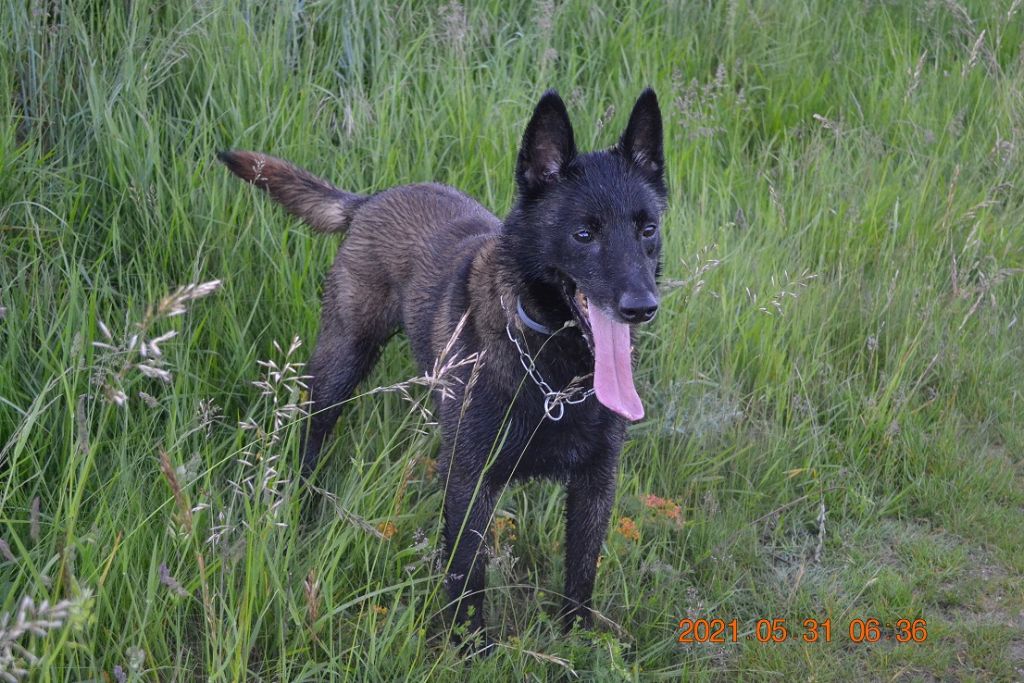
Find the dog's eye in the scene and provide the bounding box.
[573,228,594,243]
[641,224,658,238]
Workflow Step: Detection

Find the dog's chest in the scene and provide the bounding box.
[502,399,618,479]
[481,337,624,479]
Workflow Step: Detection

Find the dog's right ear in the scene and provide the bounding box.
[515,90,576,194]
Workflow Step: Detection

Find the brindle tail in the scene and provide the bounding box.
[217,150,366,233]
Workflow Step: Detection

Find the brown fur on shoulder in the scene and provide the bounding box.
[217,150,366,233]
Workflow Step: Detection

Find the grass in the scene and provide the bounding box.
[1,0,1023,679]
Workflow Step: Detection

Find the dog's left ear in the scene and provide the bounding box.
[516,90,577,194]
[616,88,665,195]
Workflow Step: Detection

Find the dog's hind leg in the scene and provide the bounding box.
[301,285,397,476]
[301,336,380,475]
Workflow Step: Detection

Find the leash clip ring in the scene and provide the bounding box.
[543,394,565,422]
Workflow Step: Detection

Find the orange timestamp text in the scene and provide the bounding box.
[676,617,928,644]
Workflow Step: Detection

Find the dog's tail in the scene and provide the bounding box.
[217,150,366,233]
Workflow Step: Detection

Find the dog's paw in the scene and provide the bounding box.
[449,617,495,659]
[559,606,595,634]
[460,632,497,659]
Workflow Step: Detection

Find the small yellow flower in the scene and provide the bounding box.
[616,517,640,542]
[494,516,517,541]
[643,494,683,522]
[377,521,397,539]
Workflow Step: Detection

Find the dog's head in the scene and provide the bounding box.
[506,89,667,421]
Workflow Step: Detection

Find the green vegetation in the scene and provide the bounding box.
[2,0,1022,679]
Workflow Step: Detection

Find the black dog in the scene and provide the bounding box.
[219,88,666,642]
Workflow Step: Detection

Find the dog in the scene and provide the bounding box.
[218,88,666,644]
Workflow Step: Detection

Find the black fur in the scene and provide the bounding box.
[218,88,667,645]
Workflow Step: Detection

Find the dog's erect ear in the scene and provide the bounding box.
[616,88,665,192]
[516,90,576,193]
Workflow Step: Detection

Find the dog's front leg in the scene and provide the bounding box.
[562,454,618,631]
[442,464,498,643]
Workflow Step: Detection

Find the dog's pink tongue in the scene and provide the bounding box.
[588,305,644,421]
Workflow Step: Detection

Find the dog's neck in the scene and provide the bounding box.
[469,239,594,395]
[516,296,557,335]
[478,242,585,351]
[516,281,573,336]
[494,213,576,336]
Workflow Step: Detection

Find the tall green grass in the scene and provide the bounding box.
[2,0,1022,679]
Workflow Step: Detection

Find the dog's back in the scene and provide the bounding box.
[338,183,501,368]
[219,150,500,367]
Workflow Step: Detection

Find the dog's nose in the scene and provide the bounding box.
[618,291,659,323]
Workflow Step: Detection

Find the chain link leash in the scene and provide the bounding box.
[504,321,595,421]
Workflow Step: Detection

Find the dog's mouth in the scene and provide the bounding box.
[562,280,594,346]
[560,280,645,422]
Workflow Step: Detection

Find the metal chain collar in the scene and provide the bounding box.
[504,320,595,421]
